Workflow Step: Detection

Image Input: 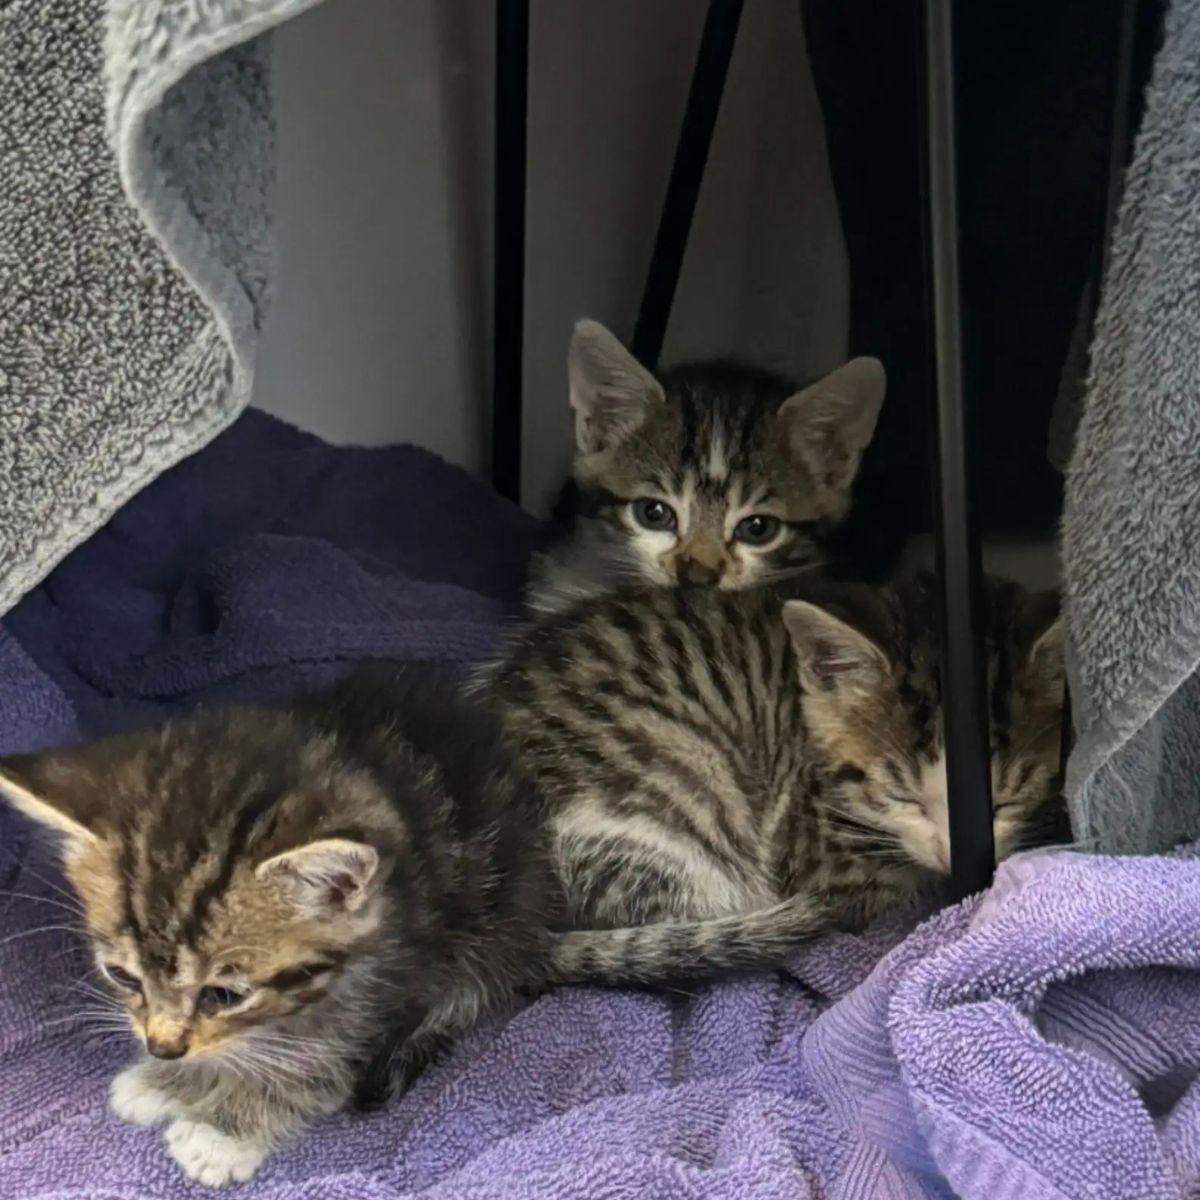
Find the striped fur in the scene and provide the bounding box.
[0,576,1066,1178]
[548,892,829,986]
[487,571,1067,978]
[0,668,562,1186]
[0,660,898,1183]
[528,320,885,614]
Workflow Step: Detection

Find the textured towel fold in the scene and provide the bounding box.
[0,0,324,617]
[1062,0,1200,853]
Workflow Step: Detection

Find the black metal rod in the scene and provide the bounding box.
[632,0,743,368]
[923,0,995,897]
[492,0,529,504]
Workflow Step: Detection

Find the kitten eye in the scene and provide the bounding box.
[733,514,781,546]
[198,985,248,1016]
[630,498,677,532]
[102,964,142,992]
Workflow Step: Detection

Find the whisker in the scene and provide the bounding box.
[759,559,831,586]
[231,1049,316,1087]
[0,924,85,949]
[40,1012,131,1032]
[244,1038,334,1058]
[59,980,121,1006]
[0,890,85,917]
[821,819,895,842]
[0,847,79,907]
[239,1042,331,1069]
[36,948,96,979]
[820,810,900,843]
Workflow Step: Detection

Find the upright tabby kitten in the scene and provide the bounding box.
[528,320,886,613]
[487,572,1066,942]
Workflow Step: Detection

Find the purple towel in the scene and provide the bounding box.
[3,413,1200,1198]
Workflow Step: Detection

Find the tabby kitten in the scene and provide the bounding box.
[527,319,887,613]
[0,670,563,1187]
[0,668,834,1186]
[486,571,1066,941]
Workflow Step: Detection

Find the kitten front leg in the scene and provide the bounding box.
[163,1119,272,1188]
[352,1036,402,1112]
[109,1057,183,1127]
[353,991,491,1112]
[144,1062,351,1187]
[353,1010,451,1111]
[109,1058,273,1187]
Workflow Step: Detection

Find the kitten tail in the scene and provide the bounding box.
[549,892,828,987]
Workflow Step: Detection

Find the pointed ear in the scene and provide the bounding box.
[0,752,105,852]
[778,357,886,492]
[568,319,664,453]
[782,600,890,695]
[256,838,381,915]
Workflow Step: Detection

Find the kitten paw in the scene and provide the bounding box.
[165,1119,269,1188]
[110,1064,178,1127]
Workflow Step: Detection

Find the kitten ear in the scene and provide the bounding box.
[778,357,886,493]
[257,838,381,915]
[0,752,105,852]
[568,319,664,453]
[782,600,889,694]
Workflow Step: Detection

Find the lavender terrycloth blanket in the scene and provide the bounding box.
[1,415,1200,1198]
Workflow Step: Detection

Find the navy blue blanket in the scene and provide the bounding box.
[0,411,539,755]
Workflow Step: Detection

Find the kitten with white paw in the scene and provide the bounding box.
[109,1061,182,1126]
[0,670,564,1186]
[1,668,836,1184]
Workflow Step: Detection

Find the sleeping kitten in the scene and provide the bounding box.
[0,669,835,1186]
[527,319,887,613]
[486,571,1066,939]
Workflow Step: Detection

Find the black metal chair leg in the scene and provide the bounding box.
[492,0,529,504]
[923,0,995,897]
[632,0,743,369]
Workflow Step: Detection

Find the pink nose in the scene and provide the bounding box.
[147,1035,188,1060]
[678,559,721,586]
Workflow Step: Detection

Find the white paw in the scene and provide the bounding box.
[164,1119,269,1188]
[110,1063,178,1127]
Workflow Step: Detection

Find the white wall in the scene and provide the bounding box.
[253,0,847,513]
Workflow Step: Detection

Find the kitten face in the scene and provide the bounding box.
[0,714,396,1064]
[784,575,1065,875]
[79,851,373,1061]
[563,320,885,591]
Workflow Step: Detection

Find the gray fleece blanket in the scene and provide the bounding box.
[0,0,320,616]
[1062,0,1200,854]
